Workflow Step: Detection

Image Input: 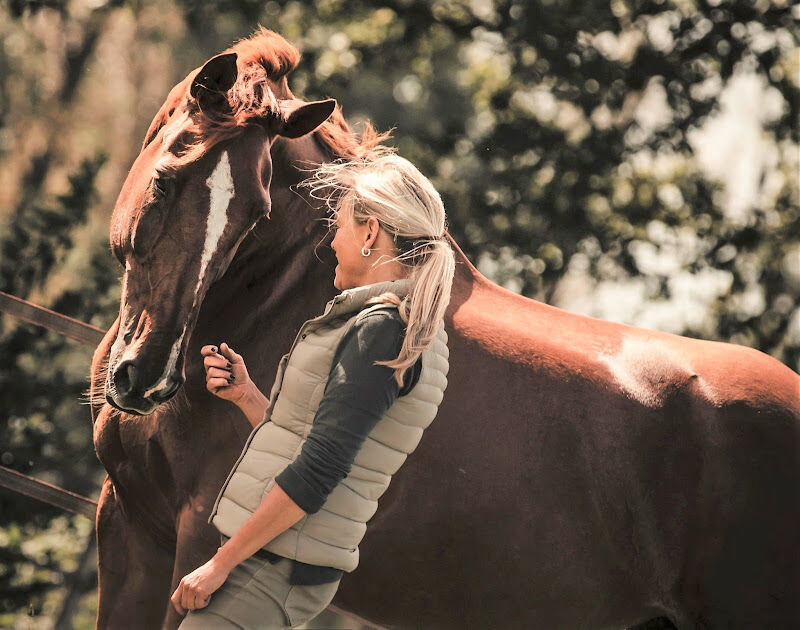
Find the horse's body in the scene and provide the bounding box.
[90,29,800,630]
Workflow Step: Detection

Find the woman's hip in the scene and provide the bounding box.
[177,542,341,629]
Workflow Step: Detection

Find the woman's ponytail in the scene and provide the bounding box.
[370,235,454,386]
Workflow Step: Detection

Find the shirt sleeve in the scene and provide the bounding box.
[274,310,409,514]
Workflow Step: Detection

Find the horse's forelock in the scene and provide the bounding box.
[225,25,302,81]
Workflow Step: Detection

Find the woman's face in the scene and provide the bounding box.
[330,211,368,291]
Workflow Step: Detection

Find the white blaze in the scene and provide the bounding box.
[142,150,235,399]
[198,150,235,294]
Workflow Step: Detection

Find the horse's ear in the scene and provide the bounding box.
[274,98,336,139]
[190,52,238,115]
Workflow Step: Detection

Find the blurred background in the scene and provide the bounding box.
[0,0,797,627]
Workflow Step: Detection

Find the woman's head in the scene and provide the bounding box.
[299,145,455,386]
[328,208,406,291]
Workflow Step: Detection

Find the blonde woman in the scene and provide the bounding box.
[174,147,454,629]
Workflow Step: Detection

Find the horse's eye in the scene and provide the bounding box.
[153,176,170,198]
[111,243,126,266]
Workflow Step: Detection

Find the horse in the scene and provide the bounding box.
[89,27,800,630]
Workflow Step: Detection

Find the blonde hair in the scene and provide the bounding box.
[298,145,455,387]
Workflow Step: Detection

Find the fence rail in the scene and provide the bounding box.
[0,290,105,345]
[0,290,101,516]
[0,465,97,519]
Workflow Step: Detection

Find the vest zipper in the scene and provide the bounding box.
[283,294,346,358]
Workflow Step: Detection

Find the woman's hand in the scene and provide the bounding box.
[170,557,230,615]
[202,342,251,405]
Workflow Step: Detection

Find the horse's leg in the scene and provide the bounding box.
[95,475,175,630]
[162,496,223,630]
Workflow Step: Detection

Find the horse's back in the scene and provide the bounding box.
[454,279,799,418]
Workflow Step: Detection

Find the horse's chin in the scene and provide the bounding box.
[104,391,160,416]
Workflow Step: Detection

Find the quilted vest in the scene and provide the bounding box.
[208,277,449,572]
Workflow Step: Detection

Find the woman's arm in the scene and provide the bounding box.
[202,343,270,428]
[170,483,305,614]
[212,482,306,572]
[236,380,270,429]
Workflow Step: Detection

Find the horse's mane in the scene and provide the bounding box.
[153,25,392,175]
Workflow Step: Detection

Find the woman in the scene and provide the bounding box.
[173,146,454,629]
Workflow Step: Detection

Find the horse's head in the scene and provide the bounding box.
[106,50,335,414]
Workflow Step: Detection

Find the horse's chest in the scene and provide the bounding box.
[93,407,169,481]
[93,406,123,469]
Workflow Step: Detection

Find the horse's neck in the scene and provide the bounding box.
[202,206,334,326]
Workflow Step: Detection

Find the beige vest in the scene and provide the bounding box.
[208,278,449,572]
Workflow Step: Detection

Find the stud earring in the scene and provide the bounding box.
[361,246,371,257]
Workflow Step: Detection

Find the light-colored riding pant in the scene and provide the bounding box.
[176,542,341,629]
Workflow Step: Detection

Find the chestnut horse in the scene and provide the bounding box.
[89,27,800,630]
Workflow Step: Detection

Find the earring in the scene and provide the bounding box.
[361,246,371,257]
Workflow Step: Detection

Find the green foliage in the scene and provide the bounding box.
[0,153,113,617]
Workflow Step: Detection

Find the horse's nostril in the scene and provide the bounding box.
[150,375,183,403]
[162,377,182,399]
[113,360,138,397]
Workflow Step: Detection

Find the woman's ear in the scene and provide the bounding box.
[366,216,384,247]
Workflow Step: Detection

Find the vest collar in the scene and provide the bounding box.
[322,277,412,321]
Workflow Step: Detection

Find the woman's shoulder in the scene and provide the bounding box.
[355,302,404,326]
[350,305,407,348]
